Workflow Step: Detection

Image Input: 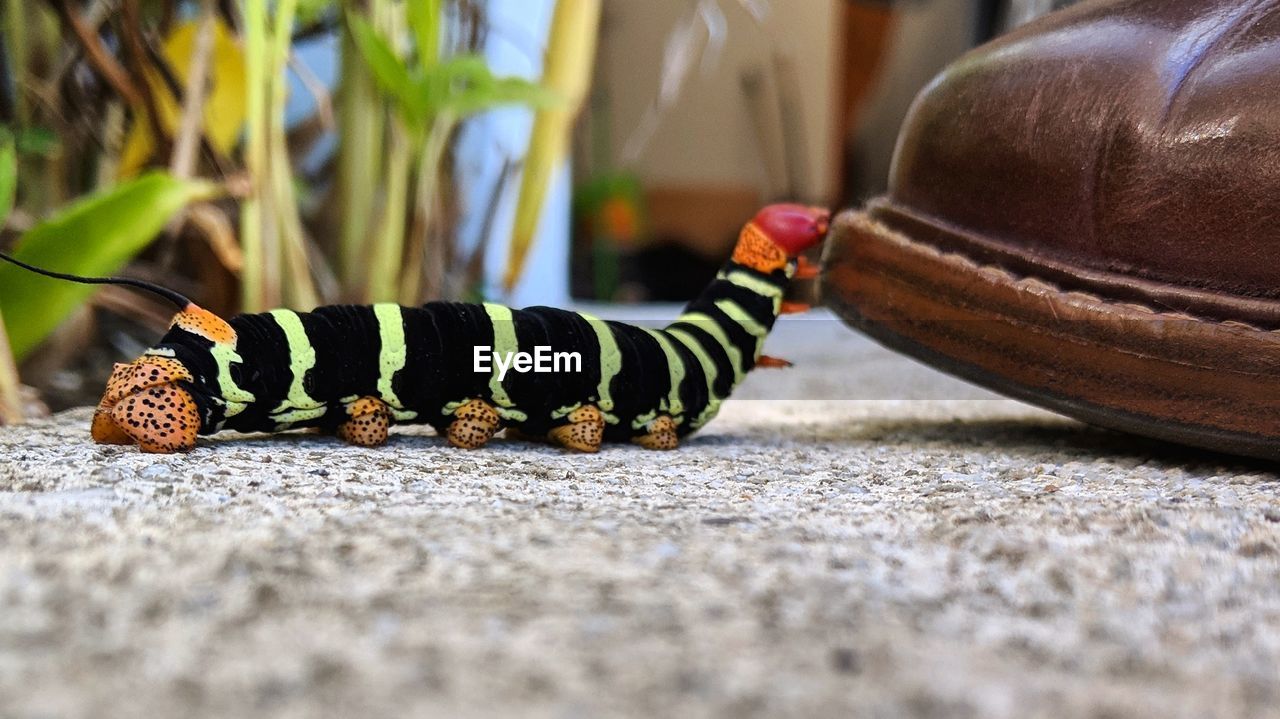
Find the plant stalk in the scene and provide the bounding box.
[503,0,601,293]
[0,310,22,425]
[4,0,27,124]
[399,115,451,305]
[267,0,319,309]
[367,119,410,303]
[335,16,384,297]
[240,0,272,311]
[168,0,216,180]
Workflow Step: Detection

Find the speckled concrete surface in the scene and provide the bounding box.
[1,311,1279,718]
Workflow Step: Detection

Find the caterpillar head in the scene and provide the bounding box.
[732,204,831,275]
[90,304,234,453]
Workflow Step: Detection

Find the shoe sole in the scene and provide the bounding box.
[820,207,1280,460]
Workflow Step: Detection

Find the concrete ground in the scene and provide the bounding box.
[1,310,1278,718]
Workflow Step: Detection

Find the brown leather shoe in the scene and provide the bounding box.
[822,0,1280,460]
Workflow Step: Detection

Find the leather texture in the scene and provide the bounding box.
[822,0,1280,458]
[822,211,1280,459]
[880,0,1280,320]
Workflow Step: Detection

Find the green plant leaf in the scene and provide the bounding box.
[434,55,559,116]
[346,12,428,124]
[296,0,335,25]
[0,138,15,226]
[447,75,560,115]
[0,172,222,360]
[348,14,555,129]
[0,125,58,158]
[405,0,441,70]
[0,139,19,423]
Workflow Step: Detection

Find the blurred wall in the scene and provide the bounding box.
[597,0,840,208]
[843,0,1083,202]
[844,0,983,202]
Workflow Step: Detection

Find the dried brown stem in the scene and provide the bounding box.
[141,29,184,100]
[185,203,244,272]
[40,0,118,106]
[48,0,144,107]
[169,0,216,179]
[118,0,170,150]
[158,0,176,34]
[288,52,334,130]
[156,0,217,269]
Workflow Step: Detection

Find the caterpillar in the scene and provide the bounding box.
[0,204,829,454]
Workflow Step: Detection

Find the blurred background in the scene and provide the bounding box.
[0,0,1077,418]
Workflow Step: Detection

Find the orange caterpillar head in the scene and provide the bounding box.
[91,304,235,453]
[0,252,237,453]
[732,204,831,274]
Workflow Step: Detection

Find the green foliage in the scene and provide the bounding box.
[0,139,20,422]
[295,0,337,25]
[341,4,557,304]
[0,139,15,224]
[346,13,427,124]
[0,126,58,159]
[435,56,559,115]
[0,174,221,359]
[406,0,441,69]
[346,13,556,128]
[0,0,571,394]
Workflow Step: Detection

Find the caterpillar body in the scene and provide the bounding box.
[6,204,829,453]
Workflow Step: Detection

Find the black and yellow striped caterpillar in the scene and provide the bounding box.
[1,204,829,453]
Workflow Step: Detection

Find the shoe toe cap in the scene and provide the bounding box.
[884,0,1280,299]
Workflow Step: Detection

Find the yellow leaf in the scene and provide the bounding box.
[119,19,248,178]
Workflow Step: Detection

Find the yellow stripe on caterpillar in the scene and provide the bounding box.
[576,311,622,424]
[665,327,724,430]
[482,304,529,422]
[674,313,746,384]
[268,309,327,426]
[717,270,783,314]
[712,299,769,361]
[373,303,419,421]
[642,328,686,418]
